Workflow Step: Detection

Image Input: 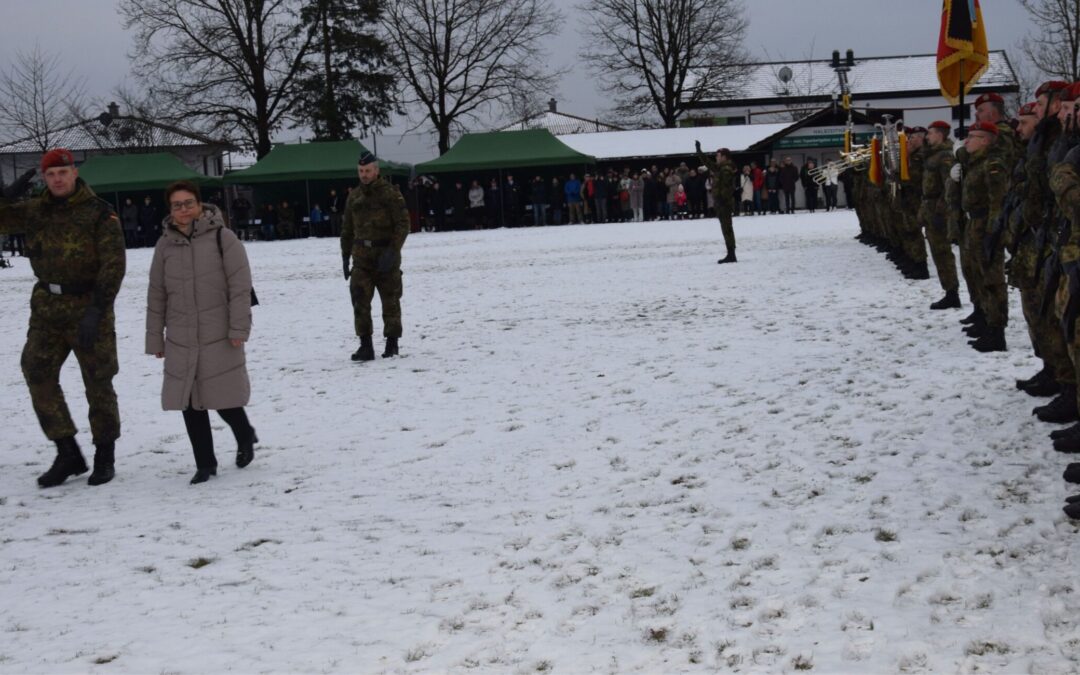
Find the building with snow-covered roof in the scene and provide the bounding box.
[0,102,234,186]
[498,99,623,135]
[681,50,1020,129]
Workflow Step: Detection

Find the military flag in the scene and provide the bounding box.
[936,0,990,106]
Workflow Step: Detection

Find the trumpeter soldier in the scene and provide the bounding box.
[953,121,1009,352]
[341,151,409,361]
[695,141,738,263]
[899,126,930,279]
[920,120,961,309]
[1010,84,1073,402]
[0,149,126,487]
[1032,82,1080,426]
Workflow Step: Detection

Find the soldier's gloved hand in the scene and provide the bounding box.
[342,253,351,281]
[376,249,400,275]
[2,169,36,200]
[77,306,103,351]
[950,163,963,182]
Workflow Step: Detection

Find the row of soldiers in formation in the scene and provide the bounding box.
[853,85,1080,520]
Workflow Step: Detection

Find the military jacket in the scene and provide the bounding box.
[340,177,410,256]
[919,143,954,225]
[1051,160,1080,264]
[901,145,925,210]
[0,179,125,312]
[962,148,1009,225]
[697,152,737,208]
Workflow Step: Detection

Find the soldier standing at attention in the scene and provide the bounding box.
[341,152,410,361]
[695,141,738,264]
[900,126,930,280]
[955,122,1010,352]
[0,149,126,487]
[920,121,961,309]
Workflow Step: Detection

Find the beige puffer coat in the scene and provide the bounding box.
[145,203,253,411]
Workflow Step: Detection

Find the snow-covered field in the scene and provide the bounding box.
[2,212,1080,673]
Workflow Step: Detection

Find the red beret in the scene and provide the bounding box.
[929,120,952,132]
[905,126,927,135]
[1061,82,1080,102]
[973,92,1004,107]
[1018,102,1038,117]
[40,148,74,172]
[1036,81,1070,97]
[968,121,999,136]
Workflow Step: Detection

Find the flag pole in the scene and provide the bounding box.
[958,60,966,140]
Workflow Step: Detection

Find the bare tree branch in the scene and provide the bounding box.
[119,0,317,157]
[577,0,748,128]
[1020,0,1080,82]
[0,45,86,150]
[382,0,564,155]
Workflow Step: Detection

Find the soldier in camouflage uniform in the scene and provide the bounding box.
[1008,87,1072,400]
[0,149,126,487]
[953,122,1010,352]
[919,121,961,309]
[341,152,410,361]
[1033,84,1080,426]
[899,126,930,279]
[696,142,737,263]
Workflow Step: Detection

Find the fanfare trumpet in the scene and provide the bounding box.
[808,145,873,186]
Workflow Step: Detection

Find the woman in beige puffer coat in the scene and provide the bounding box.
[146,180,257,485]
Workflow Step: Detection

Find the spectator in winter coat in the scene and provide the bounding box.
[530,176,548,227]
[121,197,139,248]
[665,171,682,218]
[751,163,765,215]
[486,178,501,227]
[581,174,595,222]
[504,175,521,227]
[740,166,755,215]
[822,164,839,211]
[564,174,583,224]
[673,184,688,219]
[451,181,469,230]
[800,160,820,213]
[548,176,563,225]
[310,203,325,236]
[260,204,276,240]
[146,180,256,485]
[629,173,645,222]
[277,200,295,239]
[779,157,800,214]
[765,161,782,214]
[468,180,485,229]
[593,174,609,223]
[139,195,160,242]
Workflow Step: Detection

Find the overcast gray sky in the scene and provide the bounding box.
[0,0,1038,161]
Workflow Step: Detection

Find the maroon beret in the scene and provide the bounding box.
[1036,81,1070,98]
[1018,102,1038,117]
[973,92,1004,107]
[968,121,999,136]
[40,148,74,172]
[929,120,952,132]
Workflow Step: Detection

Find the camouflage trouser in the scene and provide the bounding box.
[1055,276,1080,413]
[901,210,927,264]
[717,205,735,250]
[349,248,403,338]
[1023,282,1074,385]
[959,217,983,313]
[20,320,120,443]
[923,213,958,292]
[969,218,1007,329]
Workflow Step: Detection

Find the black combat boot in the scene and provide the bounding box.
[1034,385,1079,424]
[960,308,983,325]
[382,337,399,358]
[930,289,962,310]
[717,248,737,264]
[351,335,375,362]
[37,437,89,488]
[1064,499,1080,520]
[1051,422,1080,440]
[908,261,930,280]
[1017,366,1052,391]
[970,327,1006,353]
[1022,374,1061,398]
[1064,463,1080,484]
[1054,431,1080,453]
[190,467,217,485]
[236,428,257,468]
[86,441,115,486]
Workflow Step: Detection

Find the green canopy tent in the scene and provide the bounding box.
[415,129,596,174]
[223,139,412,229]
[78,152,223,194]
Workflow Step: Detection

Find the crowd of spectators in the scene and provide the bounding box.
[414,156,854,232]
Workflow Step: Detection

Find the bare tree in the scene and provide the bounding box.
[1020,0,1080,82]
[578,0,748,128]
[0,45,85,149]
[382,0,563,155]
[120,0,318,157]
